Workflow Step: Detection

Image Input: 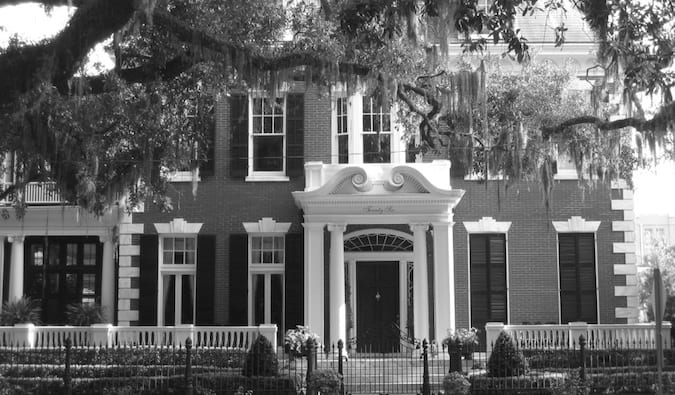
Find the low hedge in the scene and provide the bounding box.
[0,373,296,395]
[0,347,247,368]
[0,364,234,379]
[469,372,566,392]
[524,349,675,370]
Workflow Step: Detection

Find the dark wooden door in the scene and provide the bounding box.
[356,261,399,353]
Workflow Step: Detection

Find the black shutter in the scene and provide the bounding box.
[3,241,11,303]
[138,235,158,325]
[196,235,216,325]
[230,95,249,178]
[229,234,248,325]
[559,233,597,324]
[286,94,304,178]
[198,100,216,177]
[285,233,303,331]
[470,234,507,348]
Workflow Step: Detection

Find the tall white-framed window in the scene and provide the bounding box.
[331,93,406,164]
[155,219,203,326]
[244,218,290,328]
[249,96,286,177]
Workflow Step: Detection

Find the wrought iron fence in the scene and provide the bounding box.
[0,333,672,394]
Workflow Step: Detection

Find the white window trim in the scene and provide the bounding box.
[243,218,290,326]
[154,218,203,326]
[463,217,512,233]
[552,216,601,233]
[246,94,289,182]
[330,92,405,165]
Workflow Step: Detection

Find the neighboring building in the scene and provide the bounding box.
[0,2,639,350]
[636,214,675,266]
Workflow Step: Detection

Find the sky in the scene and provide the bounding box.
[1,3,674,217]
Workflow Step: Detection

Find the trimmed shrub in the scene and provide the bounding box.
[487,331,528,377]
[442,371,470,395]
[307,369,342,395]
[241,336,278,377]
[0,297,41,325]
[65,303,104,326]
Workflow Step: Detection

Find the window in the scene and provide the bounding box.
[362,96,392,163]
[244,218,290,331]
[470,234,508,340]
[24,237,102,324]
[331,94,406,164]
[558,233,597,324]
[159,236,197,325]
[251,97,285,173]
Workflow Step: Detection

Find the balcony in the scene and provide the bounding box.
[0,181,65,205]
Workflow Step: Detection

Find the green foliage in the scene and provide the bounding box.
[0,297,41,326]
[241,335,278,377]
[442,371,471,395]
[443,327,480,348]
[487,331,528,377]
[307,369,342,395]
[284,325,320,358]
[551,369,590,395]
[65,303,104,326]
[638,241,675,322]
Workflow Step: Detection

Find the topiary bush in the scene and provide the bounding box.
[487,331,528,377]
[241,336,278,377]
[442,371,470,395]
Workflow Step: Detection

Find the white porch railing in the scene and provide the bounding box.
[0,182,64,204]
[485,322,672,353]
[0,324,278,349]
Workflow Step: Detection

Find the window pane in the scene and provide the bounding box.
[253,275,265,325]
[185,251,195,266]
[363,114,372,132]
[31,245,44,266]
[252,237,261,250]
[382,114,391,131]
[174,251,185,265]
[66,244,77,266]
[253,98,263,115]
[252,250,262,264]
[83,244,96,266]
[163,275,176,325]
[264,117,272,134]
[164,252,173,265]
[273,115,283,134]
[253,135,284,171]
[175,238,185,250]
[262,237,274,250]
[181,275,194,325]
[271,274,283,329]
[164,238,174,251]
[48,244,60,266]
[338,134,349,164]
[186,238,195,251]
[253,117,262,134]
[82,274,96,296]
[65,273,77,295]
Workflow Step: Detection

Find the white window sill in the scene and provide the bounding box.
[167,171,201,183]
[245,175,290,182]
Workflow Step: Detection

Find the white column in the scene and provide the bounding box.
[100,233,116,323]
[411,224,429,341]
[328,223,347,346]
[7,235,24,301]
[432,221,455,343]
[303,223,325,340]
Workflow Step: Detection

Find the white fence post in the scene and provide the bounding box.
[485,322,505,355]
[14,323,36,348]
[175,324,195,346]
[90,324,113,347]
[568,322,588,348]
[259,324,278,349]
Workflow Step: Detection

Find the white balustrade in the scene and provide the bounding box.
[0,324,277,349]
[485,322,672,354]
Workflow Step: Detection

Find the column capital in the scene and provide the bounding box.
[327,223,347,233]
[99,231,115,244]
[302,222,325,230]
[7,235,24,244]
[409,223,429,232]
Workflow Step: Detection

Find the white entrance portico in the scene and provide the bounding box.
[292,160,464,347]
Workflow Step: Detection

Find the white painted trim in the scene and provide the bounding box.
[463,217,512,234]
[344,228,413,243]
[154,218,203,235]
[552,216,601,233]
[243,218,291,234]
[344,251,414,261]
[247,94,288,178]
[245,175,290,182]
[166,170,200,183]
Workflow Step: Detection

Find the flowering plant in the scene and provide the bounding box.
[284,325,320,357]
[442,327,480,348]
[307,369,342,395]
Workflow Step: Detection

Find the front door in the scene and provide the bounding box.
[356,261,399,353]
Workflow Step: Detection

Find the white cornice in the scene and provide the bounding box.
[154,218,203,235]
[552,216,601,233]
[243,217,291,234]
[464,217,512,233]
